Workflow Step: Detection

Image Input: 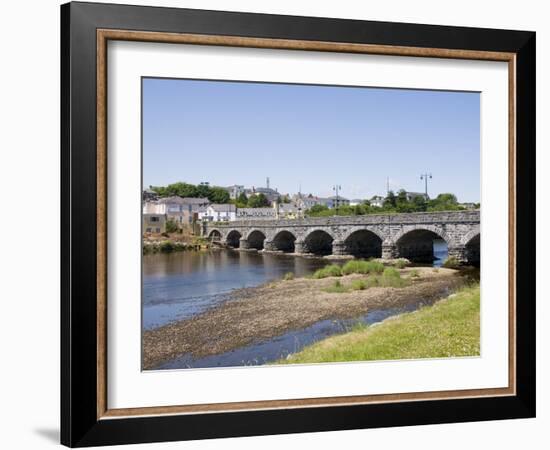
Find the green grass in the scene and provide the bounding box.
[442,256,461,269]
[409,269,420,278]
[279,284,480,364]
[282,272,295,281]
[351,279,367,290]
[312,264,343,279]
[393,258,409,269]
[341,260,384,275]
[323,280,350,293]
[322,267,409,293]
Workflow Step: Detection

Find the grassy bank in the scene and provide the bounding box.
[278,283,480,364]
[142,236,209,254]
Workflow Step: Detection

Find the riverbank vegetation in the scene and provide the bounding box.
[306,191,479,217]
[142,266,463,369]
[278,283,480,364]
[322,267,411,293]
[142,232,209,254]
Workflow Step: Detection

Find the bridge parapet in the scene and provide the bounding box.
[203,210,480,264]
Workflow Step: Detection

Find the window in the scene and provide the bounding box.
[145,228,152,233]
[150,216,159,222]
[156,228,160,233]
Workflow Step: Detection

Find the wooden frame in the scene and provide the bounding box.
[61,1,535,447]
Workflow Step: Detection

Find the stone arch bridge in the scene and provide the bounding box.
[204,210,480,264]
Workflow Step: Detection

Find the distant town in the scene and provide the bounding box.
[142,177,479,235]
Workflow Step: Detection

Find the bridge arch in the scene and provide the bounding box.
[208,229,223,241]
[463,231,480,266]
[343,229,383,258]
[394,226,450,264]
[272,230,297,253]
[225,230,242,248]
[303,229,335,256]
[246,229,267,250]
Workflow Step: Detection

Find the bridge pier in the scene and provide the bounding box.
[263,240,276,251]
[239,238,250,250]
[331,240,349,256]
[382,243,398,260]
[448,245,467,263]
[294,240,306,254]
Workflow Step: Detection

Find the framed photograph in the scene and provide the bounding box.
[61,2,535,447]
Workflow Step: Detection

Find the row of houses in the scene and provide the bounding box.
[142,196,304,234]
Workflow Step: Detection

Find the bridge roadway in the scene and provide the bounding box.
[203,210,480,264]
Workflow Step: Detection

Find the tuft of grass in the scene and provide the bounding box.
[323,279,349,293]
[433,267,440,273]
[282,272,295,281]
[312,264,342,279]
[393,258,409,269]
[382,267,400,278]
[409,269,420,278]
[442,256,461,269]
[279,284,480,364]
[342,260,384,275]
[351,279,367,290]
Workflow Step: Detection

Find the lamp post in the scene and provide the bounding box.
[333,185,341,216]
[420,173,432,198]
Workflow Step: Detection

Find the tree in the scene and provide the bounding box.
[247,193,270,208]
[165,219,179,233]
[428,193,460,211]
[308,204,329,214]
[384,190,397,208]
[208,187,230,204]
[237,192,248,205]
[412,195,428,212]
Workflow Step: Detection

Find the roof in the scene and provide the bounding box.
[328,196,349,201]
[237,208,275,214]
[157,196,210,205]
[181,197,210,204]
[209,204,236,212]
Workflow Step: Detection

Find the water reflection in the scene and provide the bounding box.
[143,250,330,329]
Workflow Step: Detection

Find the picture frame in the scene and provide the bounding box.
[60,1,535,447]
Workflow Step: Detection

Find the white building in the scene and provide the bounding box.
[143,196,210,227]
[200,204,237,222]
[370,195,385,208]
[324,196,350,209]
[225,185,245,200]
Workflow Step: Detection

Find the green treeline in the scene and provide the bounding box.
[151,182,230,203]
[307,190,479,217]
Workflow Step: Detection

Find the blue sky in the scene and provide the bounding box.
[143,78,480,202]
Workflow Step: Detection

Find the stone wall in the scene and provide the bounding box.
[204,210,480,262]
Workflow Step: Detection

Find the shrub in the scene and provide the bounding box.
[323,279,349,293]
[283,272,295,281]
[159,241,175,253]
[393,258,409,269]
[312,264,342,279]
[341,260,384,275]
[165,219,179,233]
[383,267,400,278]
[351,279,367,290]
[442,256,461,269]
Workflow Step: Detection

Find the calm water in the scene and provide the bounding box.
[144,244,452,369]
[143,250,330,330]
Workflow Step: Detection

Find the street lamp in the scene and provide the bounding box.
[333,185,341,216]
[420,173,432,198]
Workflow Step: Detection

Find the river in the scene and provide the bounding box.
[143,245,450,369]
